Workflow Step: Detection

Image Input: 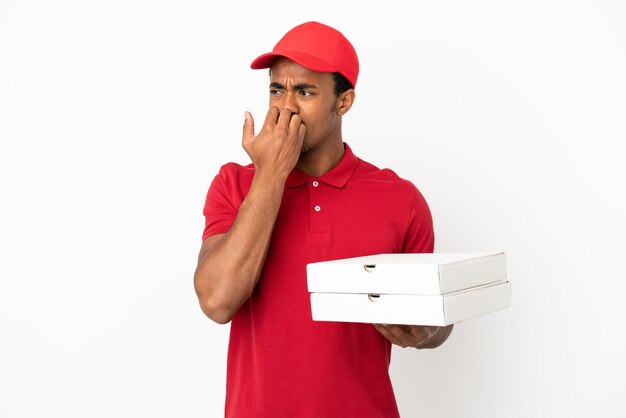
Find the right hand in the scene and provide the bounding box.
[242,107,306,180]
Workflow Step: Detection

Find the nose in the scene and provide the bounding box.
[280,91,299,114]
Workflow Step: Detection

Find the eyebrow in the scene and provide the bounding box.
[270,82,318,90]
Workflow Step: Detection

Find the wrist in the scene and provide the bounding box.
[254,166,290,186]
[249,169,288,201]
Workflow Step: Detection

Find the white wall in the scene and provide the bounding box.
[1,1,624,417]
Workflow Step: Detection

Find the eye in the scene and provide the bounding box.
[269,89,284,95]
[298,90,314,97]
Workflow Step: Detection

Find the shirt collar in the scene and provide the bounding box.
[285,142,359,189]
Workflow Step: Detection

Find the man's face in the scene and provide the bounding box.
[269,57,340,153]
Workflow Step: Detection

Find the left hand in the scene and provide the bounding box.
[373,324,454,349]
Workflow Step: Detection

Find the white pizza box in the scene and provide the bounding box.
[310,280,511,326]
[307,252,506,295]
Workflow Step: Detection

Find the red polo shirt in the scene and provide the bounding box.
[202,143,434,418]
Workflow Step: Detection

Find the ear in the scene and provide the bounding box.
[335,89,356,116]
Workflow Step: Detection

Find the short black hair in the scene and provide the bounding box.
[268,68,354,97]
[332,72,354,96]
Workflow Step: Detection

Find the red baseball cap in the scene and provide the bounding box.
[250,21,359,88]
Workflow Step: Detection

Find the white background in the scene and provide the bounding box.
[1,1,625,417]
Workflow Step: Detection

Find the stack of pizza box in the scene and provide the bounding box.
[307,252,511,326]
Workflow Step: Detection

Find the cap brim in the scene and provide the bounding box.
[250,50,338,74]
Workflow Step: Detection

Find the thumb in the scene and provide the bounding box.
[242,111,255,148]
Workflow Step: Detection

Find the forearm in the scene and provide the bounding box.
[194,171,285,323]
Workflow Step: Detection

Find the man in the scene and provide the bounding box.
[194,21,453,417]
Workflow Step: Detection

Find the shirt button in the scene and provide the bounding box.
[312,181,319,187]
[314,205,321,212]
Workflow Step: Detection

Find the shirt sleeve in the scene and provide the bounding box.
[201,164,240,241]
[402,184,435,254]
